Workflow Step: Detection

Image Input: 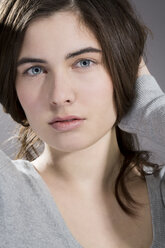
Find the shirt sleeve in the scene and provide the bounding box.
[118,74,165,147]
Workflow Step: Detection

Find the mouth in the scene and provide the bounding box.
[49,115,85,124]
[50,118,85,132]
[55,119,77,122]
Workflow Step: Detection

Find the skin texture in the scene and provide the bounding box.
[138,58,150,77]
[16,11,122,193]
[15,11,153,248]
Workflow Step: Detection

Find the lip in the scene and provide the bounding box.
[50,119,85,132]
[48,115,85,124]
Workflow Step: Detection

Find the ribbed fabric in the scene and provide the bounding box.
[119,75,165,148]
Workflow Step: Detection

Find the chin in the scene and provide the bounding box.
[47,137,97,153]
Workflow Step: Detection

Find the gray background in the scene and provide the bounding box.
[0,0,165,159]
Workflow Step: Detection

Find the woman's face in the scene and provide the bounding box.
[16,11,117,153]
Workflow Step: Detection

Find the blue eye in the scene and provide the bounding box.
[24,66,44,76]
[76,59,95,68]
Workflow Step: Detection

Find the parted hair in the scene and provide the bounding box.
[0,0,159,216]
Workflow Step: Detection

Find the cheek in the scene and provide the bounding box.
[82,73,115,112]
[15,83,39,116]
[94,78,117,124]
[80,73,117,132]
[97,88,117,124]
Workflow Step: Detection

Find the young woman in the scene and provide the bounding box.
[0,0,164,247]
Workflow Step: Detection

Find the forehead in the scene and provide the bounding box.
[20,11,100,58]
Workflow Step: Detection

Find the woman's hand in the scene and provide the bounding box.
[138,57,151,77]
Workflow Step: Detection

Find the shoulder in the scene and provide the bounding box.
[0,149,36,178]
[0,150,40,201]
[0,149,13,172]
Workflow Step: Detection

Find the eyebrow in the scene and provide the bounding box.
[17,47,102,67]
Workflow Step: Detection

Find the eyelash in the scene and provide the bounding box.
[23,59,97,76]
[73,59,97,69]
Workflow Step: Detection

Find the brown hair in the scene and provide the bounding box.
[0,0,160,216]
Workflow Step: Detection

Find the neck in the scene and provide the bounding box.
[33,127,123,193]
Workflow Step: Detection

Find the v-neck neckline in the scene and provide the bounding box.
[23,159,156,248]
[23,159,83,248]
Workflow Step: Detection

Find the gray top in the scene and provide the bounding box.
[0,150,165,248]
[0,150,81,248]
[0,75,165,247]
[119,74,165,148]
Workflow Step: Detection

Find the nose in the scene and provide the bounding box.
[49,72,75,107]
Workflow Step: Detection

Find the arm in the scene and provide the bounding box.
[118,60,165,147]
